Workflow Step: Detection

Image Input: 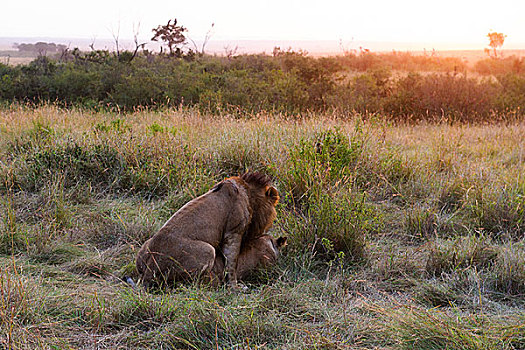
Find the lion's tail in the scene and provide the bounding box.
[135,253,156,289]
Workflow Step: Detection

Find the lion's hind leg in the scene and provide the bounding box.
[138,240,217,288]
[138,252,174,290]
[172,240,217,284]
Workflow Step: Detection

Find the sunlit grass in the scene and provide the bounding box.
[0,105,524,348]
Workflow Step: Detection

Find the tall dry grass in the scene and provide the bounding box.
[0,105,524,349]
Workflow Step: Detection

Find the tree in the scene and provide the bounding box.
[188,23,215,55]
[110,22,122,58]
[130,22,147,61]
[151,18,187,56]
[485,31,506,58]
[13,42,60,54]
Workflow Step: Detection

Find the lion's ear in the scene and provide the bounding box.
[276,237,287,248]
[265,186,279,201]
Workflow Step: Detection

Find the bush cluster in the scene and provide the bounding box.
[474,56,525,75]
[1,51,525,121]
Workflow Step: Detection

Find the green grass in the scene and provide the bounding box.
[0,105,524,349]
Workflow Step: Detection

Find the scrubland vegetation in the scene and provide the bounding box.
[1,49,525,122]
[0,103,524,349]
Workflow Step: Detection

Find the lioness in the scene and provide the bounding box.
[211,234,287,284]
[136,172,279,289]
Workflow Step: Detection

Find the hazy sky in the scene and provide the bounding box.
[3,0,525,49]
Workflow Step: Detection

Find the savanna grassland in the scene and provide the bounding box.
[0,104,524,349]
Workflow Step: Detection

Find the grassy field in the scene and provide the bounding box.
[0,105,524,349]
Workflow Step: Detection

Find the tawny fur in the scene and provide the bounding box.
[240,172,280,245]
[211,235,287,284]
[136,173,279,289]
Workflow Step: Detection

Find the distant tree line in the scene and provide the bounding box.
[13,42,68,54]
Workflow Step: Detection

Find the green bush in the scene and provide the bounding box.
[385,73,499,122]
[286,127,364,201]
[331,67,391,114]
[281,127,379,262]
[1,52,524,121]
[495,73,525,115]
[279,190,381,262]
[338,50,466,72]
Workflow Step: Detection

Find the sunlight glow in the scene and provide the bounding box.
[2,0,524,51]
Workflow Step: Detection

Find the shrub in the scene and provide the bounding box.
[491,240,525,296]
[385,73,499,122]
[279,190,380,262]
[494,73,525,115]
[331,67,391,114]
[278,127,381,262]
[21,143,127,192]
[425,236,498,276]
[1,53,524,121]
[475,56,525,76]
[286,127,364,201]
[466,186,525,240]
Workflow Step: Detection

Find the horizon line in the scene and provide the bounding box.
[2,36,525,53]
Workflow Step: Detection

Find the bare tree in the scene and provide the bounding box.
[110,22,121,58]
[223,44,238,59]
[58,42,71,61]
[89,37,97,51]
[130,22,147,61]
[188,23,215,55]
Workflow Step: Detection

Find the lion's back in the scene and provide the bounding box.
[158,179,249,243]
[137,179,250,262]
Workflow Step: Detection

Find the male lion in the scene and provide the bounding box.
[136,172,279,289]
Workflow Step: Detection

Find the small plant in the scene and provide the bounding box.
[94,118,130,133]
[426,235,498,276]
[321,237,346,279]
[287,127,364,201]
[0,190,27,255]
[467,186,525,240]
[491,240,525,296]
[148,122,165,134]
[280,190,380,263]
[404,206,438,240]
